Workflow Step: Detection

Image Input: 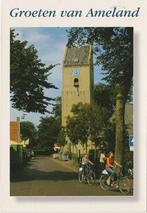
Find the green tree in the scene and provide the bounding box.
[66,103,90,152]
[52,96,62,123]
[37,116,60,149]
[102,122,116,152]
[67,27,133,164]
[20,121,37,148]
[10,29,58,114]
[94,83,114,115]
[66,103,110,152]
[57,127,66,147]
[89,105,110,145]
[93,84,115,151]
[51,96,64,147]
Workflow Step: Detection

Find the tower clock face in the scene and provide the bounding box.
[71,69,80,76]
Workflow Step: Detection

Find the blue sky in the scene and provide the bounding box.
[11,27,103,126]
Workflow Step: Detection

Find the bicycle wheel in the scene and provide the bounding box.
[99,175,110,191]
[118,176,131,194]
[87,171,96,185]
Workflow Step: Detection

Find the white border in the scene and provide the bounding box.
[1,0,147,212]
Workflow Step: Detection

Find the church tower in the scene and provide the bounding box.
[62,45,94,126]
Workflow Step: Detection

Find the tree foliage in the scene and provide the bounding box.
[66,103,110,152]
[67,27,133,164]
[37,116,60,149]
[37,96,62,149]
[66,103,90,149]
[20,121,37,148]
[51,96,62,123]
[10,29,58,113]
[94,83,114,115]
[57,127,66,147]
[67,27,133,100]
[89,105,110,144]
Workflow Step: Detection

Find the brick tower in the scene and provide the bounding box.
[62,45,94,126]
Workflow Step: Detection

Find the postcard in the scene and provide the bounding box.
[1,0,147,212]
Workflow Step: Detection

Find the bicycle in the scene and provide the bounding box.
[78,163,96,185]
[99,166,132,194]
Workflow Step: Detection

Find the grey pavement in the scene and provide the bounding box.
[10,156,130,196]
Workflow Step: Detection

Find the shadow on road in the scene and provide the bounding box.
[11,168,78,182]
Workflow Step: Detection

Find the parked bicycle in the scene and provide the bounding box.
[78,163,96,185]
[99,166,132,194]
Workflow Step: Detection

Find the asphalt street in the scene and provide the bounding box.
[10,156,129,196]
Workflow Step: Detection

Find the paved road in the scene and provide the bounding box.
[10,156,127,196]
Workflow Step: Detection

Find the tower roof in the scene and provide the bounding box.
[63,46,91,66]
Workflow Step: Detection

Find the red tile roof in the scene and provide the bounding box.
[10,121,20,143]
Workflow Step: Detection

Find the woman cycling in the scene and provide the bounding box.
[81,154,93,176]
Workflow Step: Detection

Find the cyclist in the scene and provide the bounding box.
[105,151,122,184]
[81,154,94,177]
[99,149,106,171]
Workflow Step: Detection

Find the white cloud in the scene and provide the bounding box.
[26,33,50,43]
[15,28,52,43]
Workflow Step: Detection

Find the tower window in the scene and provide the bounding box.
[74,78,79,87]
